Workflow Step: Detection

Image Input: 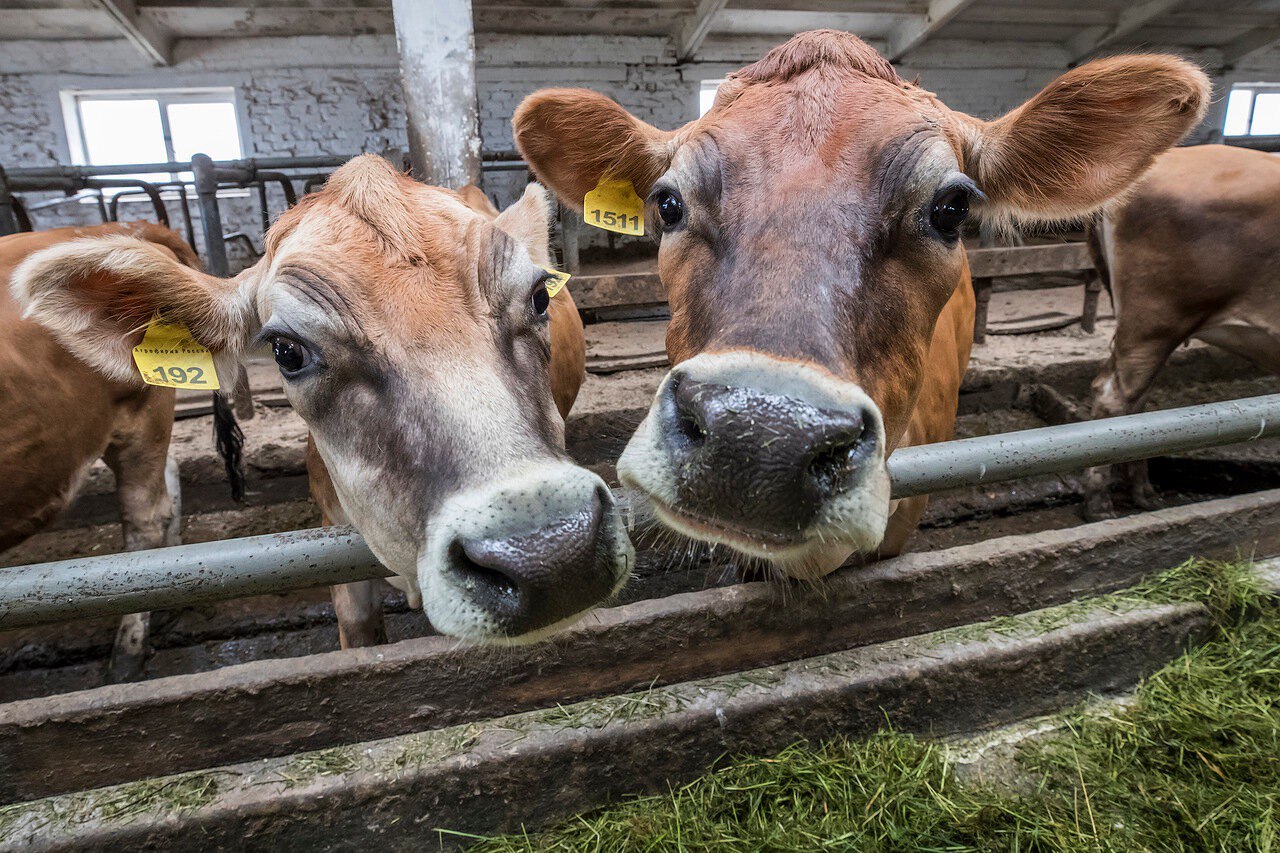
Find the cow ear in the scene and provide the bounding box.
[11,235,253,384]
[960,55,1210,223]
[513,88,675,210]
[494,183,554,267]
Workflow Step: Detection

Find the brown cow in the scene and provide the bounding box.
[1,222,202,681]
[312,178,588,647]
[1085,143,1280,519]
[515,30,1209,578]
[14,155,631,647]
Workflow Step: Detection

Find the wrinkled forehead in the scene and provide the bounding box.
[255,183,518,341]
[673,70,962,206]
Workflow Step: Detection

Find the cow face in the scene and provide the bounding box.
[12,156,633,643]
[516,30,1208,578]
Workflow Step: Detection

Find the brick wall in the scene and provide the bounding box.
[0,32,1276,267]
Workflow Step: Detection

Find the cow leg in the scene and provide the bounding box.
[332,581,388,648]
[102,393,178,683]
[1085,326,1187,521]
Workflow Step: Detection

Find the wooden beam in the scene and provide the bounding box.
[91,0,171,66]
[1221,25,1280,68]
[1064,0,1184,64]
[885,0,979,62]
[676,0,727,62]
[391,0,481,188]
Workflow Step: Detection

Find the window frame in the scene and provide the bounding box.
[60,86,247,180]
[1223,82,1280,138]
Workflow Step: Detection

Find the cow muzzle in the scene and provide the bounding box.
[421,464,633,642]
[618,351,890,578]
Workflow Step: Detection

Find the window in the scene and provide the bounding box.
[62,88,243,185]
[1223,84,1280,137]
[699,80,723,117]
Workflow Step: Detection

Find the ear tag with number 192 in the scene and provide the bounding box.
[132,316,220,390]
[540,267,572,298]
[584,178,644,236]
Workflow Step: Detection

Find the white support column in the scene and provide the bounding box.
[92,0,171,66]
[391,0,481,189]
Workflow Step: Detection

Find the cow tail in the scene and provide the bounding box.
[1085,213,1112,301]
[213,392,246,502]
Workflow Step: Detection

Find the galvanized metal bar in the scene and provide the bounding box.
[6,154,525,183]
[888,393,1280,498]
[0,529,389,631]
[1,394,1278,630]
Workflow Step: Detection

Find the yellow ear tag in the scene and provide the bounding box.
[583,178,644,236]
[132,316,220,390]
[540,266,572,298]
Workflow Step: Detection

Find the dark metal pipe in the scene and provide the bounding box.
[192,153,229,277]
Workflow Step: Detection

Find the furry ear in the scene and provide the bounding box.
[493,183,553,267]
[959,55,1210,223]
[513,88,675,210]
[11,235,252,384]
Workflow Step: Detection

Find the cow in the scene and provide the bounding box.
[13,155,632,653]
[0,222,240,682]
[1084,143,1280,519]
[514,29,1209,579]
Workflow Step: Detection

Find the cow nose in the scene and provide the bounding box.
[446,483,620,635]
[659,374,880,535]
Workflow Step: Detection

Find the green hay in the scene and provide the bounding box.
[476,558,1280,851]
[278,745,364,788]
[0,772,222,838]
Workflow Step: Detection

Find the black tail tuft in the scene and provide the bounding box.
[213,392,246,502]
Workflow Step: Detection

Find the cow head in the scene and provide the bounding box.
[516,30,1208,578]
[12,155,633,642]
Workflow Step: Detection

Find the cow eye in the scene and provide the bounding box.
[531,282,550,316]
[655,189,684,228]
[270,335,312,376]
[930,185,972,239]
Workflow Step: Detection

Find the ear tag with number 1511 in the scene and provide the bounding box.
[584,178,644,236]
[132,316,220,390]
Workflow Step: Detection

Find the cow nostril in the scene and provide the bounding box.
[448,540,520,611]
[668,375,708,447]
[806,421,870,496]
[676,408,707,445]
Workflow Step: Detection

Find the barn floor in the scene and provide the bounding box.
[1,280,1277,701]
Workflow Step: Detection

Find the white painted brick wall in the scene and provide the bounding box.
[0,33,1276,266]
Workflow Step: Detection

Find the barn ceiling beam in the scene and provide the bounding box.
[676,0,728,62]
[1220,25,1280,68]
[1064,0,1184,64]
[93,0,172,65]
[885,0,980,63]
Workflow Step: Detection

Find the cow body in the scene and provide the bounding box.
[16,157,630,649]
[1,223,196,680]
[1086,144,1280,516]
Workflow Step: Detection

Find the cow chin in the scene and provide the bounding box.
[618,351,891,579]
[417,463,633,644]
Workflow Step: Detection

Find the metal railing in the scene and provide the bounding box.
[2,393,1278,631]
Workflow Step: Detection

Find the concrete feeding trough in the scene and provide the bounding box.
[1,492,1278,848]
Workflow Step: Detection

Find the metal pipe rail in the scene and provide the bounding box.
[3,393,1278,631]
